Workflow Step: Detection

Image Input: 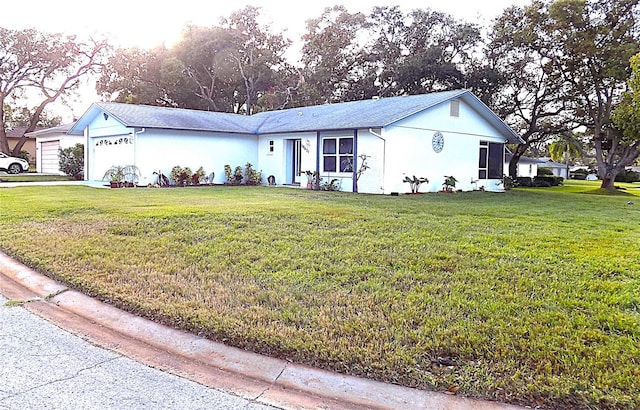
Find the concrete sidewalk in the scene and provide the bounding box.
[0,252,526,410]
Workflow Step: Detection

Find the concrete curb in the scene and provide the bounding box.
[0,252,525,410]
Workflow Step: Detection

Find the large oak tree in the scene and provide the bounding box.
[0,28,108,155]
[546,0,640,189]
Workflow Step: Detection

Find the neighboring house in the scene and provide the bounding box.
[5,126,38,164]
[505,151,541,178]
[538,157,569,179]
[69,90,523,194]
[26,123,83,174]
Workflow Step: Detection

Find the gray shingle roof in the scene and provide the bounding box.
[93,102,260,134]
[251,90,467,133]
[69,90,523,143]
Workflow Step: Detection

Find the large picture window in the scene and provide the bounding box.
[323,137,353,172]
[478,141,503,179]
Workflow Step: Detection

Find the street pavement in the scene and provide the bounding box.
[0,292,277,410]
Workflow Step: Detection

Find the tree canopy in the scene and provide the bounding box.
[0,28,108,155]
[4,1,640,186]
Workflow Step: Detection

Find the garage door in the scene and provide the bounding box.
[41,140,60,174]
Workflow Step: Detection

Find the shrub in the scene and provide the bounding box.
[170,165,193,186]
[570,168,588,180]
[615,169,640,183]
[224,165,243,185]
[244,162,262,185]
[17,150,31,163]
[192,166,206,185]
[515,177,533,187]
[58,143,84,179]
[537,166,553,176]
[534,175,563,187]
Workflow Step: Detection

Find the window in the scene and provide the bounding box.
[450,100,460,117]
[268,140,274,153]
[479,141,503,179]
[323,137,353,172]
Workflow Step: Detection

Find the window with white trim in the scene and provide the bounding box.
[323,137,353,172]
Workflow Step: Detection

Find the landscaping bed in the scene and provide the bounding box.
[0,182,638,409]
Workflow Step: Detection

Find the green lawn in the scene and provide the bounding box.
[0,173,75,182]
[0,182,638,409]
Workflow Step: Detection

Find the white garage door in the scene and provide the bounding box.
[92,136,135,180]
[41,140,61,174]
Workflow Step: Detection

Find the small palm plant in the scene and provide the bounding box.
[442,175,458,192]
[403,175,429,193]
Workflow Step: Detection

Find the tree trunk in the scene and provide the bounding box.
[508,144,528,179]
[600,175,615,190]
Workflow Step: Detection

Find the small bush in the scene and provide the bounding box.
[534,175,563,187]
[244,163,262,186]
[537,167,553,176]
[615,169,640,183]
[192,166,206,185]
[170,165,193,186]
[515,177,533,187]
[17,150,31,163]
[570,168,588,180]
[58,143,84,179]
[224,165,243,185]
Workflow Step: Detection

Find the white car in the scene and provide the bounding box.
[0,152,30,174]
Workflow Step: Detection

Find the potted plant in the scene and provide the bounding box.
[103,165,125,188]
[304,170,320,189]
[442,175,458,192]
[103,165,140,188]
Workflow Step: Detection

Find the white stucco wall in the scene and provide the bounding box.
[257,132,316,186]
[353,129,385,194]
[506,161,539,178]
[256,130,384,194]
[134,130,258,185]
[83,109,258,184]
[383,99,507,194]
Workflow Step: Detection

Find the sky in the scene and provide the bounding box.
[2,0,531,120]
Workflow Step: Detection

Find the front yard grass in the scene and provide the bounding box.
[0,181,638,409]
[0,173,74,182]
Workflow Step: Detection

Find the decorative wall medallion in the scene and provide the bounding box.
[432,131,444,153]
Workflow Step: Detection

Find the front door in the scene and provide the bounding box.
[292,139,302,184]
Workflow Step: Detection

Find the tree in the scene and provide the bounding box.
[611,52,640,176]
[100,8,292,114]
[221,6,292,114]
[0,27,108,155]
[549,132,584,177]
[97,46,201,109]
[58,143,84,179]
[173,26,240,112]
[395,9,482,95]
[301,6,369,103]
[488,2,574,178]
[544,0,640,189]
[3,104,61,129]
